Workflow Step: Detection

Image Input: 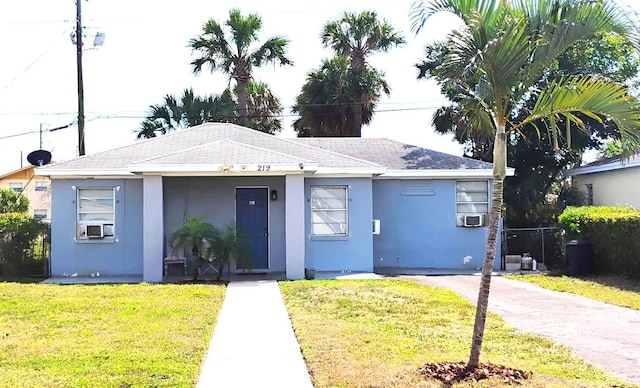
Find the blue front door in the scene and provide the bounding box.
[236,188,269,269]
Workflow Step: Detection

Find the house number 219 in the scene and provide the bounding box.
[258,165,271,171]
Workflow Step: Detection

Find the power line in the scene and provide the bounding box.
[0,102,450,142]
[0,30,68,95]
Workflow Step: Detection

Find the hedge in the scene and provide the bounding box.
[0,212,48,276]
[558,206,640,278]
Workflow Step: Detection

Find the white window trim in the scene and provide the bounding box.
[35,181,49,191]
[456,180,489,226]
[9,182,22,192]
[76,187,116,240]
[310,185,348,237]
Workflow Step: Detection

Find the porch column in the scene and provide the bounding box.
[285,174,305,279]
[143,175,163,282]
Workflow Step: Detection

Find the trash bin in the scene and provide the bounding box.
[565,240,593,276]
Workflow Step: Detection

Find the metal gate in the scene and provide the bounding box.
[502,227,565,269]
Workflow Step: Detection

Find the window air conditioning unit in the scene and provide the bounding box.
[86,224,104,238]
[463,214,483,227]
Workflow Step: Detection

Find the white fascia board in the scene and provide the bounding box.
[312,167,387,175]
[128,163,320,175]
[35,168,135,177]
[565,159,640,176]
[375,168,514,179]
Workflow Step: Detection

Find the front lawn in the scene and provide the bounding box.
[505,273,640,310]
[0,281,225,387]
[280,279,631,387]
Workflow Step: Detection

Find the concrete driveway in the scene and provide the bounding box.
[407,275,640,384]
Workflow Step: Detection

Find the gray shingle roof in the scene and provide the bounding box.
[38,123,491,173]
[293,138,493,169]
[131,140,316,166]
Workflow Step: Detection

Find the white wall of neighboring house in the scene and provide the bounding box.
[572,165,640,209]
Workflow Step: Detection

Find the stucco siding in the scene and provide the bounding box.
[372,179,498,270]
[163,176,286,271]
[304,178,373,272]
[50,178,143,276]
[573,167,640,208]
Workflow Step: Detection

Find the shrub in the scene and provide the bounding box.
[0,187,29,213]
[0,212,48,276]
[558,206,640,277]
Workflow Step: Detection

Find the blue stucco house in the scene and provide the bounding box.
[36,123,507,281]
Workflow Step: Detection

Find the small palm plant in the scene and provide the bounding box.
[170,216,217,281]
[208,223,252,281]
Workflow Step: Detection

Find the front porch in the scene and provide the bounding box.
[142,174,306,282]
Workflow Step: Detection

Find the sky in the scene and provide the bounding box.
[0,0,638,175]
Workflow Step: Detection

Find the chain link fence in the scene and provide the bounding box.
[502,227,565,269]
[0,221,50,277]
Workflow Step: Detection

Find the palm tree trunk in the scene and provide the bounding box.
[467,127,507,368]
[353,90,363,137]
[236,78,250,127]
[192,250,199,281]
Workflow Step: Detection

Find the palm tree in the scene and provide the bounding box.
[243,79,283,134]
[170,216,218,281]
[292,56,388,137]
[207,223,252,281]
[136,89,235,139]
[321,11,404,137]
[411,0,640,368]
[189,8,292,127]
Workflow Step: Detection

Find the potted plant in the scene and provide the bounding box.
[170,216,217,281]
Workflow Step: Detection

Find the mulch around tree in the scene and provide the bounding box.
[419,361,532,385]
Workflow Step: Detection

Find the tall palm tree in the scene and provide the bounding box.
[243,79,283,134]
[189,9,292,127]
[411,0,640,368]
[292,56,388,137]
[136,89,235,139]
[321,11,405,136]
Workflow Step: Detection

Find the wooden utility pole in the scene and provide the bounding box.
[76,0,85,156]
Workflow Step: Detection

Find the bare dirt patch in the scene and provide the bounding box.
[419,361,532,385]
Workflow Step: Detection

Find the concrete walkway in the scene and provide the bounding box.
[197,280,313,388]
[408,275,640,384]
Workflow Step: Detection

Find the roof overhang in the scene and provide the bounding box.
[35,168,136,177]
[375,168,514,179]
[127,163,320,175]
[565,158,640,176]
[311,167,387,176]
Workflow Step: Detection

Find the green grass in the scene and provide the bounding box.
[505,273,640,310]
[0,281,225,387]
[280,279,634,387]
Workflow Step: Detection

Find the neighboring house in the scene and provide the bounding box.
[36,123,509,281]
[0,165,51,221]
[566,154,640,208]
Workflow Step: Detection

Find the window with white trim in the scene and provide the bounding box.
[35,181,49,191]
[34,209,47,219]
[9,182,22,192]
[585,184,593,205]
[456,180,489,214]
[76,188,115,239]
[311,186,348,236]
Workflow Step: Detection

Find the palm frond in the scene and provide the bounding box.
[518,76,640,154]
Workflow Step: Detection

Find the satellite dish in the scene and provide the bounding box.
[27,150,52,166]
